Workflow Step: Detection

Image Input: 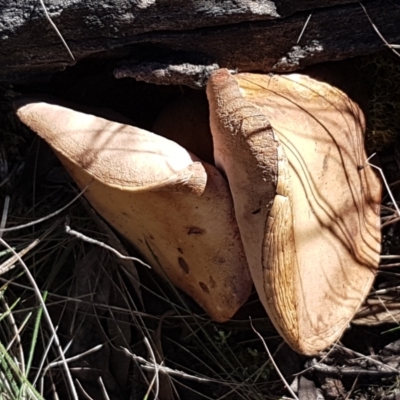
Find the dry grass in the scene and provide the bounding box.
[0,50,400,399]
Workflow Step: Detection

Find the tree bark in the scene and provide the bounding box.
[0,0,399,85]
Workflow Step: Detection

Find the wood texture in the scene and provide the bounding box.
[0,0,399,85]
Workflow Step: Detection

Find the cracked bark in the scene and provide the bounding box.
[0,0,399,85]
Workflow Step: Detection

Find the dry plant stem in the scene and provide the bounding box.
[144,336,160,400]
[0,239,39,276]
[376,296,399,325]
[0,238,79,400]
[6,311,31,354]
[311,363,399,378]
[335,345,400,374]
[380,255,400,259]
[1,299,26,375]
[297,13,313,44]
[373,286,400,295]
[0,195,10,239]
[152,294,251,392]
[378,263,400,267]
[0,370,14,397]
[0,219,63,276]
[62,340,73,356]
[359,1,400,58]
[33,327,57,386]
[345,375,360,400]
[45,344,103,370]
[145,373,158,400]
[214,380,256,400]
[98,376,111,400]
[0,277,146,318]
[0,186,88,233]
[366,154,400,217]
[39,338,74,395]
[211,341,280,400]
[65,224,151,269]
[78,197,143,305]
[0,171,13,189]
[250,319,299,400]
[134,255,250,390]
[381,216,400,228]
[123,349,211,382]
[174,382,211,400]
[75,380,95,400]
[39,0,75,61]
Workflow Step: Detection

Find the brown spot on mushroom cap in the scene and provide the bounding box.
[187,226,205,235]
[178,257,190,274]
[199,282,210,294]
[15,97,252,323]
[207,70,381,355]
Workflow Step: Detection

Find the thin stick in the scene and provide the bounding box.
[376,295,399,325]
[379,263,400,267]
[0,219,62,276]
[46,344,103,369]
[0,196,10,239]
[381,215,400,228]
[372,286,400,295]
[123,349,211,382]
[39,0,75,61]
[250,319,299,400]
[2,299,27,375]
[380,255,400,259]
[98,376,111,400]
[297,13,313,44]
[366,153,400,217]
[65,224,151,269]
[0,239,40,276]
[75,380,95,400]
[144,336,160,400]
[359,1,400,58]
[34,327,57,388]
[336,345,400,374]
[0,187,87,232]
[144,372,158,400]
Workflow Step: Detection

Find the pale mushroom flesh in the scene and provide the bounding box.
[207,69,381,355]
[15,98,252,323]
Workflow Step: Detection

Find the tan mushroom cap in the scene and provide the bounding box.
[15,99,252,322]
[207,69,381,354]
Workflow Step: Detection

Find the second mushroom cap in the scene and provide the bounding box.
[207,69,381,355]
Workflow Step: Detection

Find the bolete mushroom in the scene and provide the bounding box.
[15,98,252,322]
[207,69,381,355]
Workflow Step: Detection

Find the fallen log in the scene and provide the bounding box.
[0,0,399,85]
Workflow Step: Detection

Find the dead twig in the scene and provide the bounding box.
[39,0,75,61]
